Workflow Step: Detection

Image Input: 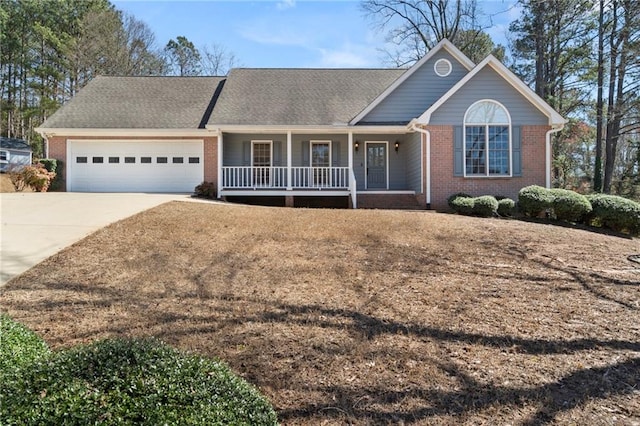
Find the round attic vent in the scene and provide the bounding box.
[434,58,452,77]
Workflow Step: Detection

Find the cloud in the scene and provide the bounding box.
[315,44,379,68]
[276,0,296,10]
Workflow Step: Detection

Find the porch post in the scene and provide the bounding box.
[348,131,353,173]
[287,130,292,190]
[217,130,223,198]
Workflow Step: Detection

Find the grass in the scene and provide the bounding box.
[1,201,639,424]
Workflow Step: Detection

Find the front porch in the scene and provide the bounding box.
[217,130,424,208]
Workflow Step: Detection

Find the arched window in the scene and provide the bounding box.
[464,100,511,176]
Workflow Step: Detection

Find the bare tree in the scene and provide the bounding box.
[360,0,498,66]
[199,43,239,76]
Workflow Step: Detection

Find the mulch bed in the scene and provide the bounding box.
[1,201,639,424]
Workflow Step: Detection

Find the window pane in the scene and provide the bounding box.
[141,157,152,164]
[108,157,119,164]
[172,157,183,164]
[488,126,509,175]
[311,143,330,167]
[92,157,103,164]
[252,143,271,166]
[466,101,509,124]
[465,126,485,174]
[124,157,135,163]
[157,157,168,164]
[76,156,87,163]
[188,157,199,164]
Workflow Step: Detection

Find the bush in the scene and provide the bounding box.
[586,194,640,235]
[450,195,475,215]
[0,314,50,379]
[195,181,217,199]
[37,158,57,173]
[518,185,553,217]
[447,192,471,210]
[1,337,278,425]
[12,163,56,192]
[497,198,516,217]
[549,188,592,223]
[472,195,498,217]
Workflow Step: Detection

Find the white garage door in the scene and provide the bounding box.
[67,140,204,192]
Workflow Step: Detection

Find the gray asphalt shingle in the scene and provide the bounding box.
[208,68,405,126]
[40,76,225,129]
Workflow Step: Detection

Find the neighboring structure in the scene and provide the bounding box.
[36,39,565,209]
[0,137,33,173]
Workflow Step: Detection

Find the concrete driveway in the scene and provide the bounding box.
[0,192,191,285]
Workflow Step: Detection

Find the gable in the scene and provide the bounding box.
[428,66,549,125]
[356,50,470,125]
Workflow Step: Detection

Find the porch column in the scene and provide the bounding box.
[348,131,353,172]
[217,130,223,198]
[287,130,292,190]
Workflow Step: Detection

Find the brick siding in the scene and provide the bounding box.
[428,124,549,210]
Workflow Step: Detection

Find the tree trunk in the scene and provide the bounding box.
[593,0,605,192]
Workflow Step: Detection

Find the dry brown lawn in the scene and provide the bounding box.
[1,201,639,425]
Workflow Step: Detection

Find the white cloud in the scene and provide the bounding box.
[315,44,379,68]
[276,0,296,10]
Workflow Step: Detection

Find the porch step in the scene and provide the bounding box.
[357,193,424,210]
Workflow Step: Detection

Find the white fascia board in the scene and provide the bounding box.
[212,125,412,134]
[34,128,218,138]
[349,39,476,126]
[417,56,567,126]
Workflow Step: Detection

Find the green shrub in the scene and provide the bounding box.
[518,185,553,217]
[586,194,640,235]
[497,198,516,217]
[0,337,278,425]
[447,192,471,210]
[0,314,50,379]
[37,158,57,173]
[195,181,217,199]
[549,188,592,223]
[472,195,498,217]
[450,195,475,215]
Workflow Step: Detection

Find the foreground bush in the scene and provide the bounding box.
[497,198,516,217]
[472,195,499,217]
[1,337,278,425]
[518,185,553,217]
[447,192,471,210]
[0,314,50,379]
[586,194,640,235]
[550,188,592,222]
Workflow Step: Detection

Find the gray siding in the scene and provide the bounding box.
[360,51,468,124]
[429,67,549,125]
[222,133,287,166]
[0,149,31,172]
[405,132,422,192]
[353,134,409,191]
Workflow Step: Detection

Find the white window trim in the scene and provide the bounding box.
[364,141,389,190]
[310,140,332,167]
[463,99,512,178]
[251,140,272,167]
[434,58,452,77]
[0,150,8,163]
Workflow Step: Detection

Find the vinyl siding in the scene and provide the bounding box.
[222,133,287,166]
[360,51,468,124]
[429,67,549,125]
[353,134,409,191]
[405,132,422,192]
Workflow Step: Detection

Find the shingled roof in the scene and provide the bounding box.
[207,68,406,126]
[40,76,225,129]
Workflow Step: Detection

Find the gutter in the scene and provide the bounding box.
[546,124,565,189]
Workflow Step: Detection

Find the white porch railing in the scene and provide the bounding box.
[222,166,350,189]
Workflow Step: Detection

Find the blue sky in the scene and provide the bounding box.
[112,0,521,69]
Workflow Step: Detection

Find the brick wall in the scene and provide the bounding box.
[44,135,218,192]
[428,124,549,210]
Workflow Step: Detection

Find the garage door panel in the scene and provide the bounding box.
[68,140,204,193]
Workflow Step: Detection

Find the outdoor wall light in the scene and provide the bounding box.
[354,141,359,152]
[395,141,400,152]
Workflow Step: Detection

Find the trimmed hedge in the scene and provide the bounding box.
[447,192,471,210]
[472,195,499,217]
[497,198,516,217]
[195,181,217,199]
[518,185,553,217]
[549,188,592,223]
[586,194,640,235]
[0,320,278,425]
[450,195,475,215]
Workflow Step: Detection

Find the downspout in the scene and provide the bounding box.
[217,129,223,198]
[410,123,431,208]
[545,124,564,189]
